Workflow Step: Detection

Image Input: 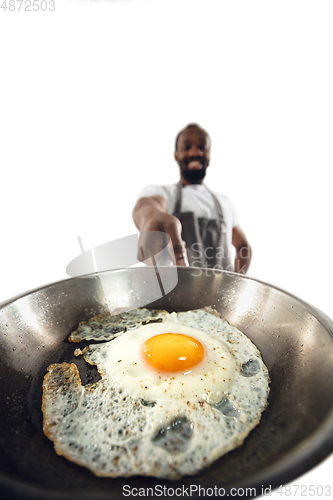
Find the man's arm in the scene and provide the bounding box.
[232,225,252,274]
[132,196,189,266]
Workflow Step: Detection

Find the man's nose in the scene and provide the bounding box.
[188,145,202,156]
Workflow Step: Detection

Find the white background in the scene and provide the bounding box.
[0,0,332,497]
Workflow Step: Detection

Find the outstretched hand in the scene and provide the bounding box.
[139,212,189,266]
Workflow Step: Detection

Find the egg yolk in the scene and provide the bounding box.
[141,333,204,373]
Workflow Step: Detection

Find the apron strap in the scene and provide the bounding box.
[174,181,183,218]
[205,187,227,235]
[174,182,226,234]
[172,182,231,270]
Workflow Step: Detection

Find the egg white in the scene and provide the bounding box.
[42,307,270,480]
[83,321,236,405]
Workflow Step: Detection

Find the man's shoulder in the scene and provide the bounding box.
[138,184,176,199]
[138,184,177,214]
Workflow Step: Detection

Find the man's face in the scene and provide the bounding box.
[175,127,211,184]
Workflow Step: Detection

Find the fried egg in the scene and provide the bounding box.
[42,308,270,479]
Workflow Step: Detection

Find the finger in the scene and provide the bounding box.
[138,230,169,265]
[167,226,189,266]
[174,242,189,266]
[175,250,189,266]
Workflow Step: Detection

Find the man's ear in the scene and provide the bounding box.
[174,151,178,162]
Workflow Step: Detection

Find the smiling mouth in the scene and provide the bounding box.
[187,160,203,170]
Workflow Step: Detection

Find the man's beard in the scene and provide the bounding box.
[181,167,207,184]
[180,156,208,184]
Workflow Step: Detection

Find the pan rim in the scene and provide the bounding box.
[1,266,333,330]
[0,267,333,499]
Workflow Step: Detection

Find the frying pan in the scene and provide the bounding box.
[0,267,333,500]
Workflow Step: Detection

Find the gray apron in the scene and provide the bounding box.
[173,182,232,270]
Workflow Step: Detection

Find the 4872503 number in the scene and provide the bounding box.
[0,0,55,11]
[276,484,332,496]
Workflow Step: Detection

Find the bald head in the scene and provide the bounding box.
[175,123,211,150]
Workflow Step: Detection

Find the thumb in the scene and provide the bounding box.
[167,226,189,266]
[174,240,189,266]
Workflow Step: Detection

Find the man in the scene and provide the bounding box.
[132,123,251,273]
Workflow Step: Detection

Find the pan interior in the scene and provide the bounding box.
[0,267,333,499]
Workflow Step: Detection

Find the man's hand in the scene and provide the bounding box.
[133,196,189,266]
[232,225,252,274]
